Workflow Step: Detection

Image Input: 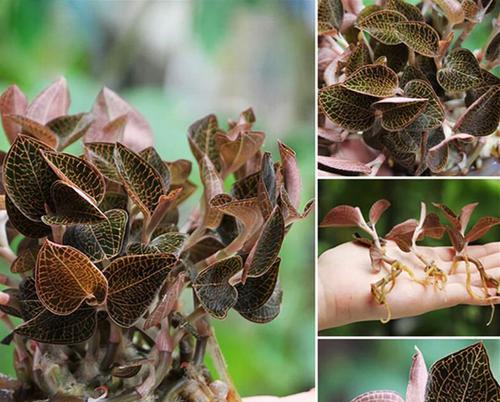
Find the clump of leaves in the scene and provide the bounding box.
[318,0,500,176]
[350,342,499,402]
[320,199,499,323]
[0,78,313,401]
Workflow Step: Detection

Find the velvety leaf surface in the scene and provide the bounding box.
[373,97,428,131]
[425,343,499,402]
[0,85,28,144]
[244,207,285,278]
[404,80,445,130]
[85,87,153,152]
[25,77,69,124]
[320,205,364,227]
[193,256,242,319]
[345,41,372,76]
[183,235,225,264]
[343,64,399,97]
[387,0,423,21]
[373,43,409,73]
[453,85,500,136]
[357,10,408,45]
[318,156,372,174]
[99,191,128,212]
[200,156,226,229]
[43,180,107,225]
[85,142,121,183]
[318,0,344,33]
[465,216,500,243]
[128,232,188,256]
[238,282,282,323]
[41,150,105,203]
[394,22,440,57]
[114,142,166,217]
[437,48,482,92]
[232,172,259,200]
[3,135,58,221]
[6,195,51,238]
[319,85,376,131]
[63,209,128,262]
[235,257,280,312]
[15,305,97,345]
[425,127,448,173]
[36,240,108,315]
[18,278,45,320]
[47,113,93,150]
[104,254,177,327]
[139,147,171,190]
[351,391,405,402]
[11,243,39,274]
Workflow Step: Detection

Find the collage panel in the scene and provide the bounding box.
[318,338,500,401]
[0,1,315,401]
[318,179,500,336]
[318,0,499,177]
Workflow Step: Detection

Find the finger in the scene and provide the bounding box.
[449,268,500,287]
[467,242,500,259]
[448,254,500,274]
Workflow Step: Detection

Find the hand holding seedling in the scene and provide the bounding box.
[318,241,500,329]
[244,390,315,402]
[319,199,500,329]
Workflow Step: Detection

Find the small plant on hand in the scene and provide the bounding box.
[350,342,499,402]
[0,78,313,401]
[318,0,499,176]
[320,199,499,323]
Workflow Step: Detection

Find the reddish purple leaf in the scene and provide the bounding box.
[406,347,428,402]
[278,140,301,209]
[432,203,461,229]
[459,202,478,231]
[446,226,465,252]
[385,219,419,252]
[26,77,70,124]
[465,216,500,243]
[421,213,445,239]
[0,85,28,144]
[85,87,153,152]
[320,205,364,228]
[369,199,391,224]
[318,156,372,174]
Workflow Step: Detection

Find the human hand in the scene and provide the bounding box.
[318,241,500,330]
[243,389,315,402]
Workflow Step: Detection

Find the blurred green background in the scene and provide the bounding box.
[0,0,315,397]
[319,179,500,336]
[318,339,500,401]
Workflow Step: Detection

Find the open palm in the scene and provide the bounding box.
[318,241,500,329]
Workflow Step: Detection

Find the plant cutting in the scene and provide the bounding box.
[0,78,313,401]
[320,199,499,324]
[350,342,499,401]
[318,0,499,176]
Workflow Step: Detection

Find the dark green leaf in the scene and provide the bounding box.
[237,282,282,323]
[104,254,177,327]
[3,135,58,221]
[357,10,408,45]
[386,0,424,21]
[394,21,440,57]
[437,48,482,92]
[63,209,128,262]
[6,195,50,238]
[404,80,445,130]
[47,113,93,150]
[342,64,399,97]
[318,0,344,33]
[319,84,376,131]
[192,256,242,319]
[372,97,428,131]
[114,142,166,217]
[425,342,499,402]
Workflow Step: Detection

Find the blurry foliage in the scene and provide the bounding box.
[318,339,500,402]
[318,179,500,336]
[0,0,314,397]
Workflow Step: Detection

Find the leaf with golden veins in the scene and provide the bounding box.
[35,240,108,316]
[357,10,407,45]
[404,79,445,130]
[437,48,482,92]
[4,114,58,148]
[394,22,440,57]
[114,142,166,218]
[104,254,177,327]
[342,64,399,97]
[372,97,428,131]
